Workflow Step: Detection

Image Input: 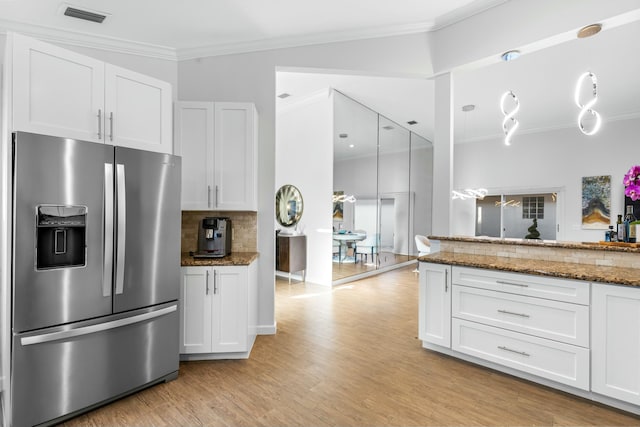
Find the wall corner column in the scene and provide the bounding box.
[432,73,454,236]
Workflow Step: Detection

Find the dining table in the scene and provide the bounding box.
[333,231,366,263]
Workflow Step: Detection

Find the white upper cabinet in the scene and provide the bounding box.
[175,101,258,211]
[9,33,172,154]
[104,64,172,153]
[11,33,105,143]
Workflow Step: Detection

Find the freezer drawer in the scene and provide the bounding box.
[11,303,179,427]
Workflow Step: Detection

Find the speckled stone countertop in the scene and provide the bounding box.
[418,252,640,287]
[181,252,259,267]
[429,235,640,253]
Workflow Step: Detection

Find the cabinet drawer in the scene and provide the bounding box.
[452,319,590,390]
[452,267,589,305]
[452,285,589,347]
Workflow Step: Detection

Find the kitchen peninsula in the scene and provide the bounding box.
[418,236,640,416]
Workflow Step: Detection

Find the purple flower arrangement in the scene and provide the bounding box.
[624,165,640,201]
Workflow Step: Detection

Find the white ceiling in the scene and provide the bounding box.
[0,0,504,59]
[1,0,637,149]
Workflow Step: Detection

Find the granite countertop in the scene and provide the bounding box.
[181,252,259,267]
[429,235,640,254]
[418,252,640,287]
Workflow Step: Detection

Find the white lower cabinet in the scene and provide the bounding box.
[592,283,640,405]
[452,319,590,390]
[418,262,451,348]
[180,262,257,358]
[420,264,592,389]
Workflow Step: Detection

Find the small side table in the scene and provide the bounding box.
[276,234,307,283]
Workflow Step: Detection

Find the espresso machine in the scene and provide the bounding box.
[194,217,232,258]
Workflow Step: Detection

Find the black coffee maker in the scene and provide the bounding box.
[194,217,232,258]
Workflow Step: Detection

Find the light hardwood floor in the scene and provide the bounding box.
[63,266,639,426]
[332,252,416,281]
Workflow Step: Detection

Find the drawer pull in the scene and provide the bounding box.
[496,280,529,288]
[498,345,530,357]
[497,309,530,318]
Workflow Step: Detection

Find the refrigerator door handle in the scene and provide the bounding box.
[115,163,126,295]
[103,163,114,297]
[20,305,177,346]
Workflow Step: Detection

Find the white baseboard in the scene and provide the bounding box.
[257,323,277,335]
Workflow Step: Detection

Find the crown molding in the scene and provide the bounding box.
[0,19,177,60]
[0,0,508,62]
[177,21,436,61]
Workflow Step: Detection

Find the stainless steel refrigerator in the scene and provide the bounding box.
[10,132,181,426]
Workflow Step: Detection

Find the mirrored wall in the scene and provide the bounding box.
[332,91,433,282]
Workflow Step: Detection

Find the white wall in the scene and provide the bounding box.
[275,91,333,285]
[454,117,640,242]
[178,33,434,330]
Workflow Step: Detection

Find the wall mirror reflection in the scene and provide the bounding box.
[275,184,304,229]
[332,91,433,283]
[475,192,557,240]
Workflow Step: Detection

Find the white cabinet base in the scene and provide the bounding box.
[452,319,589,390]
[180,334,257,361]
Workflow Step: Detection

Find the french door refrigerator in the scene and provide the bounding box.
[10,132,181,426]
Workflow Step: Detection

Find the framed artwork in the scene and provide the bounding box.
[333,191,344,221]
[582,175,611,229]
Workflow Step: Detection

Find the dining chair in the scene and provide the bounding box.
[355,233,379,264]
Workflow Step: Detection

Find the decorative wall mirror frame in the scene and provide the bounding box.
[276,185,304,227]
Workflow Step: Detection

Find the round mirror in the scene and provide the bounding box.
[275,185,304,227]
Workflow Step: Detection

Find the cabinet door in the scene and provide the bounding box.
[592,283,640,405]
[174,102,214,209]
[104,64,172,153]
[211,266,248,353]
[213,103,257,211]
[11,33,105,142]
[418,262,452,348]
[180,267,213,354]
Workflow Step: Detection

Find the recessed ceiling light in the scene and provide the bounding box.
[577,23,602,39]
[277,93,291,99]
[349,144,355,148]
[407,120,418,125]
[462,104,475,112]
[500,50,521,62]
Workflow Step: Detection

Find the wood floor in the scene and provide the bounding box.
[332,252,416,281]
[63,266,639,426]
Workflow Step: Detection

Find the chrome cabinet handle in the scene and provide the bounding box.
[115,164,126,295]
[213,270,218,294]
[496,280,529,288]
[445,269,449,292]
[205,270,210,295]
[215,185,219,207]
[109,112,114,141]
[497,309,530,318]
[103,163,114,297]
[207,185,211,208]
[498,345,530,357]
[97,109,103,139]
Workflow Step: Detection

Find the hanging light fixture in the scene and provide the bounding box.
[451,188,488,200]
[575,71,602,135]
[500,90,520,146]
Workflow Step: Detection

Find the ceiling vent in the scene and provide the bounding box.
[64,6,107,23]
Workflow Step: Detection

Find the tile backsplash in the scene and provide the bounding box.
[439,240,640,269]
[181,211,257,253]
